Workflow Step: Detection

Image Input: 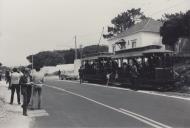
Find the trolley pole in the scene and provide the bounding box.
[80,44,83,59]
[32,54,34,70]
[74,35,77,60]
[96,27,104,53]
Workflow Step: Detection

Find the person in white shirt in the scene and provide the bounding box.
[31,67,44,109]
[10,68,22,104]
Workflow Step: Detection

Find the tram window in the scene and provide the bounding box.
[117,59,122,68]
[128,41,130,45]
[144,58,148,62]
[123,59,128,64]
[129,59,133,66]
[136,58,142,63]
[112,45,116,53]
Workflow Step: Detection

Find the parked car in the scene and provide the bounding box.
[60,70,78,80]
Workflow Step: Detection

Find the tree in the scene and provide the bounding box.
[26,45,108,68]
[27,51,65,68]
[103,8,146,38]
[0,62,2,67]
[160,10,190,50]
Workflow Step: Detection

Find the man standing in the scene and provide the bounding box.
[31,67,44,109]
[10,68,22,104]
[78,66,84,84]
[20,69,31,116]
[5,70,11,85]
[58,70,61,80]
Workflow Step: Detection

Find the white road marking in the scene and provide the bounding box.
[45,84,172,128]
[28,109,49,117]
[120,108,172,128]
[137,90,190,101]
[56,79,190,101]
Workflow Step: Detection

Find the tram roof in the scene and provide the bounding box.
[143,49,173,54]
[113,51,143,58]
[82,52,113,60]
[113,45,173,58]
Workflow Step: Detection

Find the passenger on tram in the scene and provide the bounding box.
[111,60,119,73]
[105,60,112,74]
[128,60,138,88]
[91,62,96,74]
[79,65,84,84]
[152,55,161,67]
[132,59,141,76]
[98,60,104,73]
[147,57,155,79]
[122,62,128,72]
[136,62,144,77]
[141,61,149,78]
[164,54,173,68]
[85,61,90,72]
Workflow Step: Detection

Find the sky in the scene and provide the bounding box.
[0,0,190,66]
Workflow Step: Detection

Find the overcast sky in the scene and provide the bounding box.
[0,0,190,66]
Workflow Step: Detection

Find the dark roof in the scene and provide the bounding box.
[82,52,113,60]
[115,45,161,54]
[113,45,164,58]
[143,49,173,54]
[113,51,143,58]
[109,18,163,41]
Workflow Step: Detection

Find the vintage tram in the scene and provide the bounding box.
[81,45,176,90]
[81,52,113,83]
[111,45,175,90]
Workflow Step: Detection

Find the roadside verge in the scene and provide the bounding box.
[0,80,32,128]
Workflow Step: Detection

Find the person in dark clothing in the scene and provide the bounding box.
[79,66,84,84]
[20,69,31,116]
[27,83,32,105]
[128,61,139,90]
[0,71,2,81]
[5,70,11,85]
[58,70,61,80]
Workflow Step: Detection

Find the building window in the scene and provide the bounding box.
[112,45,116,53]
[115,39,126,50]
[131,39,137,48]
[120,43,126,49]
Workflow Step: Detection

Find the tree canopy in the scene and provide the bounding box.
[103,8,146,38]
[160,10,190,47]
[82,45,108,56]
[27,51,65,68]
[26,45,108,68]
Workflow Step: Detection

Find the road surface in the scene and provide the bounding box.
[31,76,190,128]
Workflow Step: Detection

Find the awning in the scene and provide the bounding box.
[143,49,173,54]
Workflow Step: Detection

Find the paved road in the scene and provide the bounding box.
[32,77,190,128]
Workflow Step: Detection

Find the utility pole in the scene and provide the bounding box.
[80,44,83,59]
[74,35,77,60]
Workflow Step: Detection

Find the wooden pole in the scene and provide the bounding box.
[74,36,77,60]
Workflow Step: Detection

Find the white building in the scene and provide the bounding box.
[107,18,165,53]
